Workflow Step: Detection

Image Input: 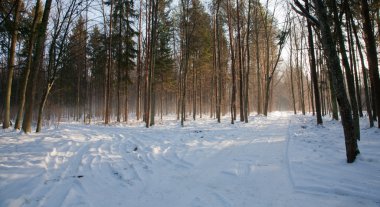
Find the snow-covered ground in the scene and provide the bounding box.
[0,112,379,207]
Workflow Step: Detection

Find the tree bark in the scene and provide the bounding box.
[36,83,53,132]
[330,0,360,140]
[290,27,297,115]
[14,0,41,130]
[306,0,322,124]
[136,0,143,121]
[3,0,21,129]
[236,0,244,122]
[313,0,358,163]
[244,0,252,123]
[227,0,236,124]
[105,0,113,125]
[22,0,53,133]
[351,16,374,127]
[360,0,380,128]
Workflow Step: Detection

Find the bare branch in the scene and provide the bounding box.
[291,0,320,28]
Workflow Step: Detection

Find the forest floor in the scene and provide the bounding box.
[0,112,379,207]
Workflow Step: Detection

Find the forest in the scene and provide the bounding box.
[1,0,380,206]
[1,0,380,162]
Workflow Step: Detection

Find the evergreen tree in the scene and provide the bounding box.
[112,0,138,122]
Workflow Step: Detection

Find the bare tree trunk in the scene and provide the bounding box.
[213,10,219,122]
[76,65,81,121]
[124,78,128,122]
[236,0,244,122]
[306,0,322,124]
[117,8,123,123]
[3,0,21,129]
[214,0,222,123]
[312,0,358,163]
[101,0,108,121]
[255,4,261,115]
[199,77,202,118]
[22,0,53,133]
[244,0,252,123]
[346,16,363,118]
[227,0,236,124]
[290,27,297,115]
[299,31,305,115]
[136,0,143,121]
[15,0,41,130]
[105,0,114,125]
[36,83,53,132]
[144,0,151,124]
[330,0,360,140]
[351,16,374,127]
[84,0,89,124]
[193,58,196,120]
[148,0,158,127]
[360,0,380,128]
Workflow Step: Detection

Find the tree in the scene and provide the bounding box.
[3,0,21,129]
[88,25,107,119]
[22,0,53,133]
[294,0,358,162]
[329,0,360,140]
[262,1,290,116]
[149,0,174,125]
[226,0,237,124]
[136,0,143,121]
[305,0,322,125]
[360,0,380,128]
[105,0,113,125]
[113,0,138,122]
[14,0,42,130]
[36,0,83,132]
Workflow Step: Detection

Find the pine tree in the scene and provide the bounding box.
[113,0,138,122]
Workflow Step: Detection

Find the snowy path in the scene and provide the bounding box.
[1,113,379,207]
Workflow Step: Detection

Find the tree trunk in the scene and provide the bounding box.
[22,0,53,133]
[105,0,113,125]
[244,0,252,123]
[148,0,158,127]
[236,0,244,122]
[215,1,222,123]
[290,27,297,114]
[117,12,122,123]
[193,58,196,120]
[360,0,380,127]
[313,0,358,163]
[136,0,143,121]
[255,11,261,115]
[227,0,236,124]
[36,83,53,132]
[330,0,360,140]
[14,0,41,130]
[124,78,128,122]
[3,0,21,129]
[351,16,374,127]
[346,14,363,118]
[306,0,322,124]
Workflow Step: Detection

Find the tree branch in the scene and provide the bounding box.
[291,0,320,28]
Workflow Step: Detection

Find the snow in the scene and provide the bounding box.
[0,112,379,207]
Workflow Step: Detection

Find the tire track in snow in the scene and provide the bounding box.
[23,140,90,207]
[38,143,90,207]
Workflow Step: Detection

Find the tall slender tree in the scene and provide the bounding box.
[3,0,21,129]
[360,0,380,128]
[22,0,53,133]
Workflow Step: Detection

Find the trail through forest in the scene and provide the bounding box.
[1,113,379,207]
